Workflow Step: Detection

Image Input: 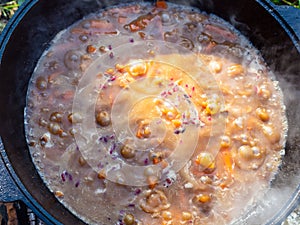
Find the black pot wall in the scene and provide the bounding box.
[0,0,299,224]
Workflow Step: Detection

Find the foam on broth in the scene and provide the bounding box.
[24,2,287,225]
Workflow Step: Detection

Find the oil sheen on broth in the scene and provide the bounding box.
[25,2,287,225]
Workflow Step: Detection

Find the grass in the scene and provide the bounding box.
[271,0,300,8]
[0,0,24,32]
[0,0,24,19]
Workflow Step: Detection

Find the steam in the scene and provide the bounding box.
[25,0,300,224]
[277,75,300,141]
[240,177,300,225]
[229,73,300,224]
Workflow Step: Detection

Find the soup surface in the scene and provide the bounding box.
[25,2,287,225]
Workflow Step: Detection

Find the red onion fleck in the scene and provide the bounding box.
[61,173,66,182]
[109,76,116,82]
[135,189,141,195]
[109,134,115,139]
[75,181,80,187]
[144,158,149,165]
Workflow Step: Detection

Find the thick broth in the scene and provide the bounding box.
[25,2,287,225]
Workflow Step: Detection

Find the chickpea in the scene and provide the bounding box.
[182,211,192,221]
[79,35,88,42]
[258,85,271,99]
[123,214,135,225]
[105,68,115,75]
[36,77,48,90]
[69,128,77,136]
[205,99,220,115]
[64,50,80,70]
[68,112,83,124]
[86,45,97,54]
[39,118,48,127]
[238,145,254,160]
[121,145,136,159]
[238,145,264,160]
[195,152,215,172]
[59,131,68,138]
[262,125,281,144]
[78,156,87,166]
[193,194,211,204]
[209,60,222,73]
[97,170,106,179]
[220,135,231,148]
[227,64,244,77]
[96,111,111,126]
[40,134,49,147]
[54,191,64,198]
[256,108,269,122]
[128,61,148,77]
[50,112,63,123]
[236,145,266,170]
[162,211,172,221]
[28,141,36,147]
[40,107,50,113]
[136,122,151,139]
[48,123,63,135]
[99,46,106,53]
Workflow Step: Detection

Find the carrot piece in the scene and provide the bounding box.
[152,157,161,164]
[156,1,168,9]
[86,45,97,54]
[89,19,114,29]
[118,16,127,24]
[70,28,89,35]
[222,151,233,173]
[205,24,237,42]
[62,90,74,100]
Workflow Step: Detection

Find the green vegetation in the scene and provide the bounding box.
[0,0,24,19]
[271,0,300,8]
[0,0,24,32]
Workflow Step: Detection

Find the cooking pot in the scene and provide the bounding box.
[0,0,299,224]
